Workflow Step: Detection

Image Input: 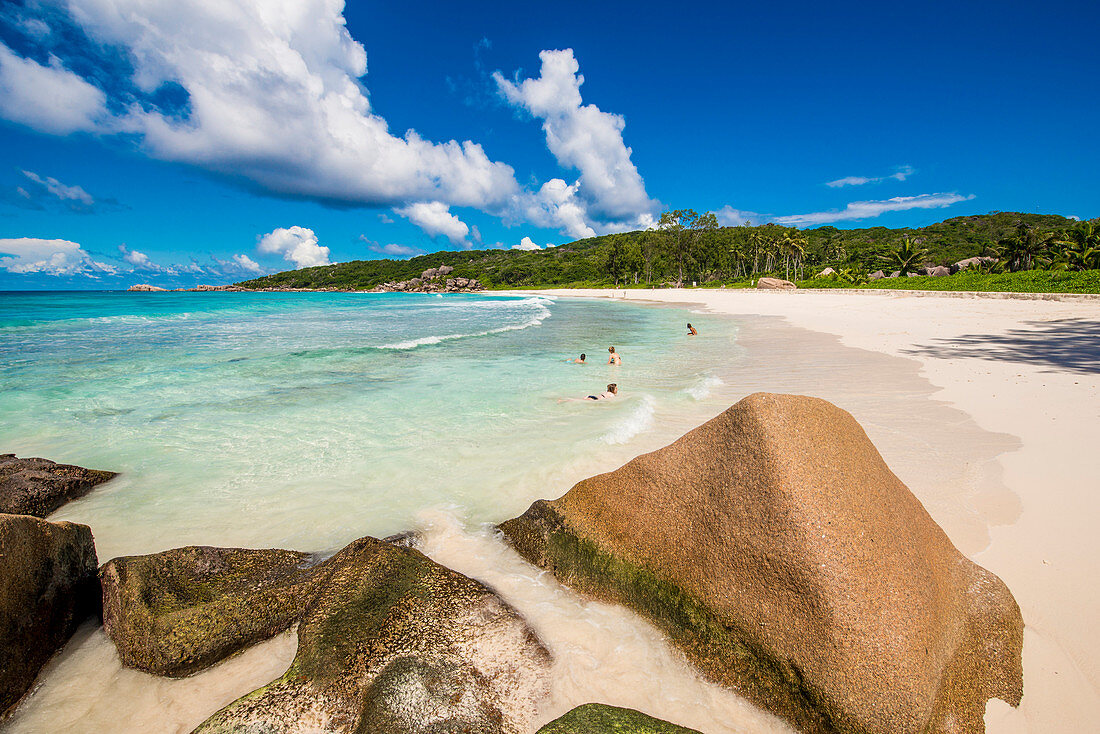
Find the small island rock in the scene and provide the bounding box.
[500,393,1023,734]
[1,513,99,717]
[0,453,117,518]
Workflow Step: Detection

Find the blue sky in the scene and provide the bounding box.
[1,0,1097,288]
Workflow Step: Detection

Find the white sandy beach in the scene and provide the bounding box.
[510,288,1100,734]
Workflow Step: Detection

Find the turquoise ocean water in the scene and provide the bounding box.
[1,291,741,560]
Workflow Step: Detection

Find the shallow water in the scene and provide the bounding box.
[1,291,1018,733]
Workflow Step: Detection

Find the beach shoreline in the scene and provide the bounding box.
[502,287,1100,733]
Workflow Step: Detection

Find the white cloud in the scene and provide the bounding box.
[22,171,95,206]
[773,193,974,227]
[367,242,421,257]
[257,226,331,269]
[494,49,658,233]
[42,0,519,211]
[826,165,915,188]
[0,237,115,275]
[394,201,470,247]
[0,43,109,135]
[715,206,758,227]
[118,244,159,270]
[512,236,543,251]
[232,253,263,273]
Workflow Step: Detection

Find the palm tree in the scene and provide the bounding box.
[997,222,1055,272]
[1052,222,1100,271]
[878,237,928,276]
[777,230,807,280]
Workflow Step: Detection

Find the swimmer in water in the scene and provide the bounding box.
[569,353,587,364]
[687,323,698,336]
[585,383,618,401]
[607,346,621,365]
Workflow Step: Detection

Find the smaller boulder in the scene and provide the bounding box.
[953,256,996,273]
[454,277,469,288]
[537,704,701,734]
[755,277,796,290]
[101,546,318,677]
[1,514,99,717]
[889,271,901,278]
[928,266,951,277]
[817,267,836,278]
[0,454,117,518]
[439,265,454,275]
[422,268,439,280]
[907,271,921,277]
[868,270,886,280]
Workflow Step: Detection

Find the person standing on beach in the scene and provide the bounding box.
[687,323,698,336]
[607,346,621,365]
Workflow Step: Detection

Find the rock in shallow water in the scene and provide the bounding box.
[500,392,1023,734]
[101,546,319,677]
[537,704,702,733]
[0,513,99,717]
[0,454,117,518]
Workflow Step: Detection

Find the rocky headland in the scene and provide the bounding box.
[0,396,1024,732]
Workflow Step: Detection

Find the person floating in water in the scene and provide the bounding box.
[586,383,618,401]
[687,323,698,336]
[569,353,587,364]
[607,346,622,365]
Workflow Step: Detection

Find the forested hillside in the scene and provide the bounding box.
[237,212,1094,291]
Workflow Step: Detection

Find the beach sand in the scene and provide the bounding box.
[512,288,1099,733]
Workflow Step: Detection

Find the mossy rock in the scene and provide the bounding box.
[1,513,99,717]
[101,545,318,677]
[537,704,702,733]
[193,537,551,734]
[0,454,117,518]
[501,393,1024,734]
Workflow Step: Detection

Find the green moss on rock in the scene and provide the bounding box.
[537,704,702,733]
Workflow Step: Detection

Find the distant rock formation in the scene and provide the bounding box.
[0,454,117,518]
[101,546,319,677]
[1,514,99,717]
[102,536,551,733]
[127,284,167,292]
[501,393,1023,734]
[369,267,484,294]
[755,277,796,290]
[537,704,701,733]
[952,256,997,273]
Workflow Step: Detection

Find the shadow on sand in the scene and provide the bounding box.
[903,318,1100,374]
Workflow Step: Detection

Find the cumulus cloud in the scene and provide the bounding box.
[0,6,659,240]
[825,165,914,188]
[511,236,543,251]
[715,206,758,227]
[0,237,115,275]
[257,226,331,269]
[394,201,470,247]
[232,253,263,273]
[118,244,159,270]
[0,42,109,135]
[365,242,422,258]
[773,193,974,227]
[8,0,519,211]
[494,49,658,234]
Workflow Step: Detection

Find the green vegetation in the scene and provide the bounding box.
[236,212,1100,294]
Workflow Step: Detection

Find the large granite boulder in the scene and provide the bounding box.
[0,454,117,518]
[755,277,796,290]
[537,704,701,733]
[501,393,1023,734]
[193,537,551,733]
[101,546,319,677]
[1,513,99,717]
